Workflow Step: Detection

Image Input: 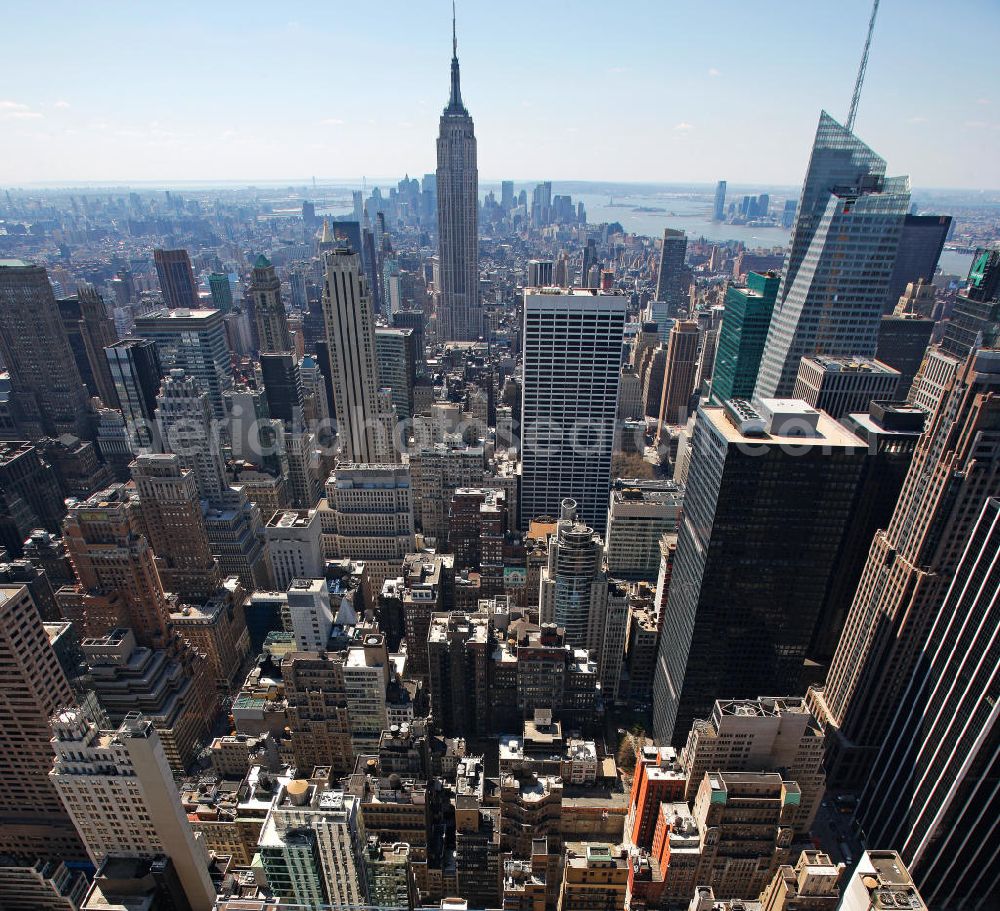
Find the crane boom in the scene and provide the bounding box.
[847,0,880,131]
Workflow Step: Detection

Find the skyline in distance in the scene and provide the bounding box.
[3,0,999,189]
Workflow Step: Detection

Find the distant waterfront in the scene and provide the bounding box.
[317,179,974,276]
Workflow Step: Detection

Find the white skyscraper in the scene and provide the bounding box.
[322,248,395,464]
[50,710,216,911]
[520,289,626,533]
[754,111,911,399]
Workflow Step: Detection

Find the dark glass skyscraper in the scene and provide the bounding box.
[654,228,688,313]
[153,248,198,309]
[436,14,480,341]
[883,213,951,313]
[653,399,870,745]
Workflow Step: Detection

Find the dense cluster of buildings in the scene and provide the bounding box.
[0,10,996,911]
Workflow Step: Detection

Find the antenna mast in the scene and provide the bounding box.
[847,0,880,132]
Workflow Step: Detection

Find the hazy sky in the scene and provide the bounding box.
[3,0,998,188]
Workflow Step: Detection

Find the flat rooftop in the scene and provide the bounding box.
[705,404,865,448]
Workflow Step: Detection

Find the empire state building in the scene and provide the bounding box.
[436,11,480,341]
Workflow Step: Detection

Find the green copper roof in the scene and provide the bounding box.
[253,254,271,269]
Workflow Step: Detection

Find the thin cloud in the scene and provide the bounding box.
[319,118,345,126]
[708,68,721,77]
[607,66,627,74]
[0,100,29,110]
[53,100,71,109]
[908,115,927,124]
[3,110,43,120]
[964,120,989,129]
[976,98,991,105]
[674,122,694,132]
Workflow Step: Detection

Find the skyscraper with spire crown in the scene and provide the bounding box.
[436,2,480,341]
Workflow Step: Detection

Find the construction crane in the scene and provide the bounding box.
[847,0,880,131]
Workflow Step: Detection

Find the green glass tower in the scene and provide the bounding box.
[709,271,779,404]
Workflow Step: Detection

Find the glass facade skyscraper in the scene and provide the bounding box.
[710,270,779,404]
[755,111,911,399]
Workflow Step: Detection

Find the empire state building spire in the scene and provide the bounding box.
[447,0,465,113]
[436,0,480,341]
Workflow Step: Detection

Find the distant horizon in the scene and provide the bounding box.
[5,178,1000,197]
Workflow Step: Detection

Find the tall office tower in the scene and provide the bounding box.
[79,627,214,768]
[0,583,85,860]
[713,181,727,221]
[654,229,689,312]
[283,651,355,776]
[527,259,554,288]
[134,307,232,418]
[939,247,1000,359]
[427,611,491,737]
[320,463,415,593]
[375,327,417,421]
[299,354,331,424]
[63,485,172,646]
[579,238,598,288]
[287,578,333,651]
[656,320,701,431]
[520,289,626,533]
[156,370,228,503]
[249,255,293,354]
[265,509,323,591]
[617,364,644,421]
[153,248,199,310]
[501,180,515,210]
[131,453,221,600]
[208,272,233,312]
[681,697,826,835]
[105,339,163,451]
[410,442,485,538]
[539,498,608,654]
[0,260,92,438]
[258,779,366,909]
[530,181,553,226]
[855,497,998,907]
[322,248,395,462]
[754,112,910,399]
[157,372,271,590]
[50,710,216,911]
[0,441,65,552]
[837,852,927,911]
[710,271,780,404]
[454,756,504,908]
[260,351,304,426]
[57,285,119,406]
[436,13,480,341]
[877,281,936,398]
[605,479,683,581]
[653,399,868,745]
[883,214,951,313]
[792,355,900,419]
[810,349,1000,788]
